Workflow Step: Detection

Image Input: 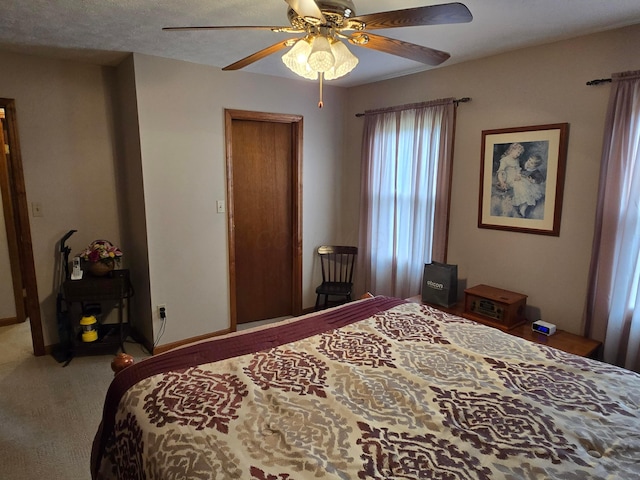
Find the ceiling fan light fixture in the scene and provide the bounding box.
[324,39,358,80]
[282,38,318,79]
[307,35,335,72]
[168,1,473,107]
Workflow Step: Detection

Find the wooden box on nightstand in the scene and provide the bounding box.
[464,284,527,331]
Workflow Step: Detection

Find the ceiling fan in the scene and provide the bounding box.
[164,0,472,107]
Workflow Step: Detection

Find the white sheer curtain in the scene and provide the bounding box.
[585,70,640,372]
[358,99,455,299]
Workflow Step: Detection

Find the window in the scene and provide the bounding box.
[359,100,455,299]
[586,70,640,372]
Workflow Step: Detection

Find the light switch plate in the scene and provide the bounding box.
[32,202,43,217]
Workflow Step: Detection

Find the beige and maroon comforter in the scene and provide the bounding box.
[92,296,640,479]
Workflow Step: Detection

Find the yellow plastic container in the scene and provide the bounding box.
[80,315,98,342]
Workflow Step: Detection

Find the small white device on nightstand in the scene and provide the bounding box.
[532,320,556,336]
[71,257,83,280]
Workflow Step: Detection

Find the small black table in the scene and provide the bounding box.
[63,269,133,356]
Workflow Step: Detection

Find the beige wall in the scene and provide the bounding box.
[0,50,122,345]
[2,23,639,349]
[0,49,348,349]
[114,55,153,346]
[346,24,640,335]
[124,54,348,346]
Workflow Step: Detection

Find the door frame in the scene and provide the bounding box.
[0,98,44,355]
[224,109,303,330]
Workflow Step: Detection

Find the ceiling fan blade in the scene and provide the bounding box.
[222,39,297,71]
[163,25,294,32]
[284,0,326,23]
[349,32,450,66]
[351,2,472,30]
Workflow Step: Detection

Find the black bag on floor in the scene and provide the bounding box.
[422,262,458,307]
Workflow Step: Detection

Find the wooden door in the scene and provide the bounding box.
[225,110,303,326]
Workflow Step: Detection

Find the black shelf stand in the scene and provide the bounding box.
[62,269,133,360]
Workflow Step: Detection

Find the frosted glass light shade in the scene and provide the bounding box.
[307,36,335,72]
[282,36,359,82]
[282,39,317,80]
[324,40,359,80]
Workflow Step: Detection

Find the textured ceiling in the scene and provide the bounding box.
[1,0,640,87]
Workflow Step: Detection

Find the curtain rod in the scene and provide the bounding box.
[355,97,471,117]
[586,78,612,86]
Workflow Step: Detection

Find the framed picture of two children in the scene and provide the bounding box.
[478,123,569,236]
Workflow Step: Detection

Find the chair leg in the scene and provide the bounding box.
[315,294,321,310]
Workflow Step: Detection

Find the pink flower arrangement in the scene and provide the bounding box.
[78,240,123,263]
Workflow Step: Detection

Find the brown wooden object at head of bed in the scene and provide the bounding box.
[111,352,135,375]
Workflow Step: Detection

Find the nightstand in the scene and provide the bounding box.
[405,295,601,358]
[63,269,133,356]
[508,323,601,358]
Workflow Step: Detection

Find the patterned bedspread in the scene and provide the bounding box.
[92,297,640,479]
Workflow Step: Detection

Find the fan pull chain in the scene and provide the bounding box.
[318,73,324,109]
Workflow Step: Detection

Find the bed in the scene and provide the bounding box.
[91,296,640,479]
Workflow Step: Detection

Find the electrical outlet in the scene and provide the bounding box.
[158,304,167,320]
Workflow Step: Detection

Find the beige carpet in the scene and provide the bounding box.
[0,320,149,480]
[0,317,287,479]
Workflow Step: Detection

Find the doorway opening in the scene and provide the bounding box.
[0,98,44,355]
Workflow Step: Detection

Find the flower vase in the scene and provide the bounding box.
[88,258,115,276]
